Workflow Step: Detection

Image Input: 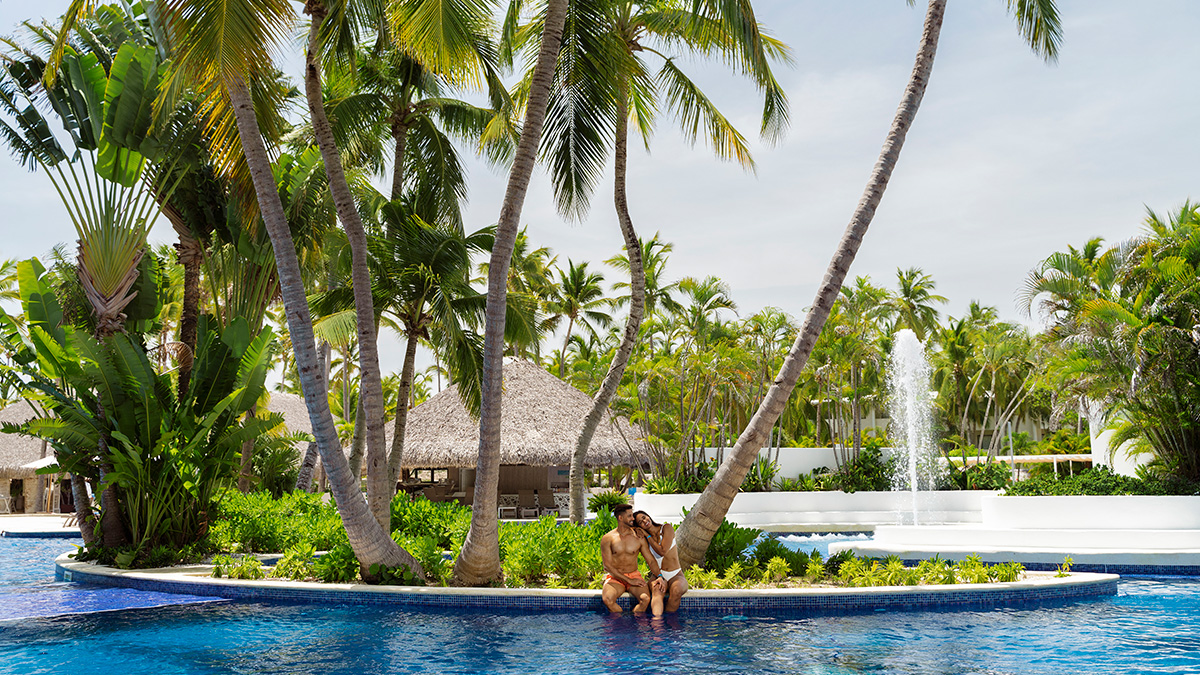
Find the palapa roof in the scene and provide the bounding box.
[0,401,49,479]
[266,391,314,437]
[387,359,648,469]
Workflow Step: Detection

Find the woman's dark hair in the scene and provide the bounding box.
[631,510,660,529]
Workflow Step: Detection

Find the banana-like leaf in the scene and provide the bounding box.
[16,259,65,345]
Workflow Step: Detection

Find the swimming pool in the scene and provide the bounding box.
[2,540,1198,674]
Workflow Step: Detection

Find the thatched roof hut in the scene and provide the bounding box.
[0,401,48,479]
[266,392,314,437]
[388,359,648,469]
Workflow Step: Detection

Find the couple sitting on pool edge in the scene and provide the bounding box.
[600,503,690,615]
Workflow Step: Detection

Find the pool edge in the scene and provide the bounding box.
[55,553,1119,615]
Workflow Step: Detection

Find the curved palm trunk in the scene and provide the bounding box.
[568,93,645,523]
[388,332,421,486]
[674,0,947,569]
[225,73,423,578]
[452,0,570,586]
[304,8,391,533]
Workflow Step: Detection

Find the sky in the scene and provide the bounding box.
[0,0,1198,380]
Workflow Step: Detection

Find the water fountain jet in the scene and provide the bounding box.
[887,329,942,525]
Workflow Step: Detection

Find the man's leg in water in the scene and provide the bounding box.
[602,579,625,613]
[631,585,651,613]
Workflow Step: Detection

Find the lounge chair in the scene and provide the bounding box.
[0,482,11,514]
[498,494,519,519]
[518,490,539,519]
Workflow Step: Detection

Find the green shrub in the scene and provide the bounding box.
[314,543,359,583]
[740,457,779,492]
[250,433,307,499]
[829,447,895,492]
[762,556,791,583]
[717,561,745,589]
[586,491,628,513]
[499,515,608,587]
[774,474,819,492]
[824,549,855,577]
[686,564,719,589]
[701,518,760,575]
[1005,465,1200,496]
[944,459,1011,491]
[805,551,826,581]
[367,561,424,586]
[1056,555,1074,577]
[751,536,809,575]
[392,532,451,585]
[208,491,347,553]
[991,561,1025,583]
[211,554,265,580]
[269,543,316,581]
[390,494,472,550]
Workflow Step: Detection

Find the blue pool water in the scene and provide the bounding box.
[0,537,225,623]
[2,539,1199,674]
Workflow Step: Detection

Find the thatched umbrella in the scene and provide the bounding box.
[0,401,47,480]
[388,359,648,468]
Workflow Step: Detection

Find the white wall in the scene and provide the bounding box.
[633,490,995,530]
[696,447,904,479]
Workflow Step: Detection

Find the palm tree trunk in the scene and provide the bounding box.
[674,0,947,570]
[97,454,128,548]
[568,91,646,523]
[295,441,319,492]
[559,316,575,379]
[173,226,203,398]
[347,396,366,483]
[304,6,391,533]
[225,73,423,578]
[238,404,256,492]
[388,332,421,486]
[391,119,407,201]
[452,0,570,587]
[71,474,97,545]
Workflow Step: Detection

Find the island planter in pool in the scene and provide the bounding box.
[55,553,1117,617]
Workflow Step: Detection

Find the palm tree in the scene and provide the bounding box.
[544,260,612,378]
[453,0,570,587]
[161,0,423,576]
[889,267,947,341]
[312,198,493,486]
[528,0,789,522]
[318,41,513,221]
[673,0,1062,569]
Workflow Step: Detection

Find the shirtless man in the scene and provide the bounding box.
[600,503,664,613]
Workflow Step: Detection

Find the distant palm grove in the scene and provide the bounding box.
[8,0,1197,588]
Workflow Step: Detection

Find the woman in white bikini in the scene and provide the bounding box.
[633,510,689,615]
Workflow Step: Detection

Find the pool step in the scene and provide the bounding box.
[0,585,228,622]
